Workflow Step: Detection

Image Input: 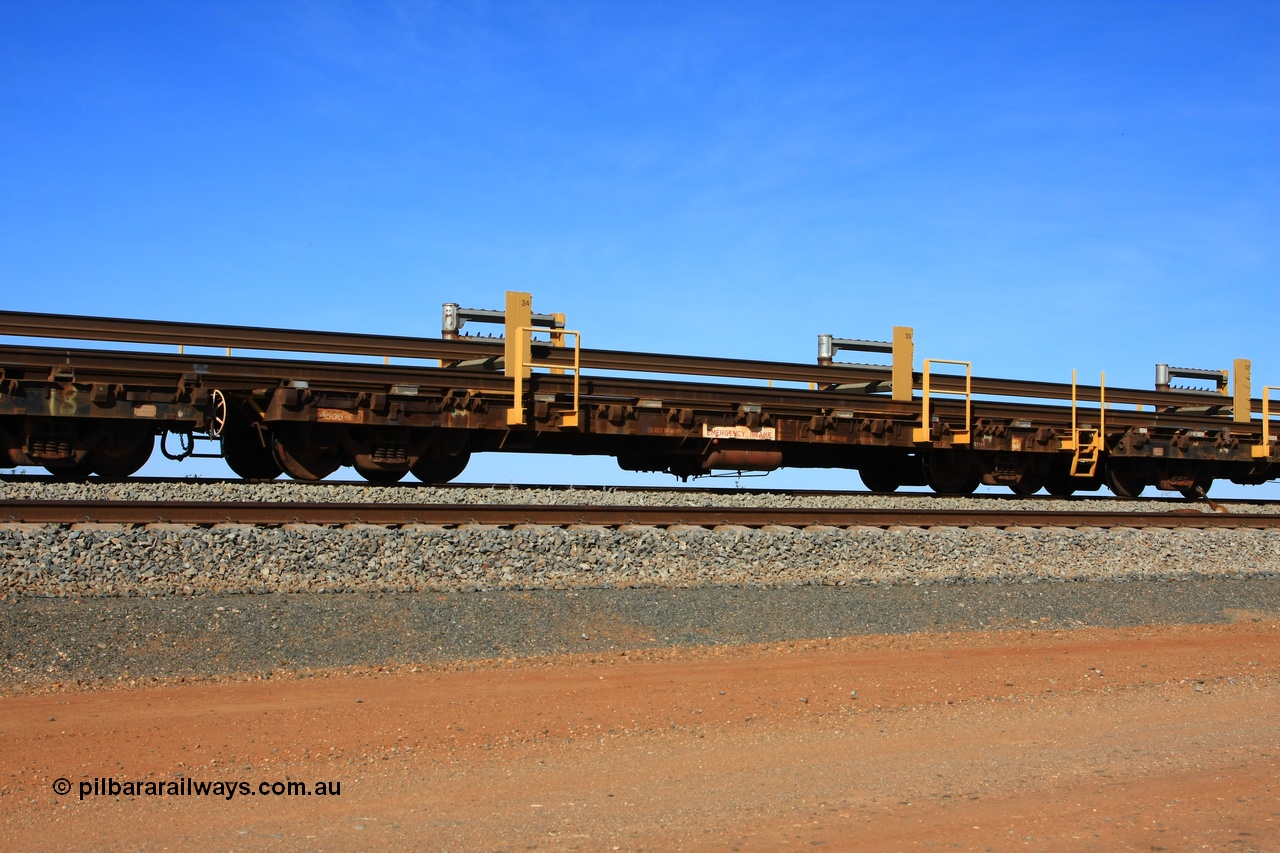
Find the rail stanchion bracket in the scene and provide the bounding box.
[913,358,971,445]
[1253,386,1276,458]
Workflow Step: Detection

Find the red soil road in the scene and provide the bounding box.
[2,621,1278,851]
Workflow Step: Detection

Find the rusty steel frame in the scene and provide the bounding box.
[1,341,1274,479]
[1,306,1277,488]
[0,343,1251,432]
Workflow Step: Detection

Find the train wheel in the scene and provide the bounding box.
[411,450,471,484]
[356,465,406,484]
[272,426,341,481]
[923,451,981,496]
[1044,462,1074,497]
[1105,463,1146,498]
[1008,466,1048,496]
[86,426,154,480]
[858,465,900,493]
[44,460,93,481]
[222,427,283,480]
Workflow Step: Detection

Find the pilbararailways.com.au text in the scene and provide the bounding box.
[64,777,341,800]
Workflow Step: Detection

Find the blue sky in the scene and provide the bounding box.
[2,1,1277,494]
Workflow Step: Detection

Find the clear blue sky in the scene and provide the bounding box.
[2,2,1277,494]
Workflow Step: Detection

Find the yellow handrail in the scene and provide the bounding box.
[1066,370,1105,477]
[1254,386,1277,459]
[508,326,581,428]
[913,358,971,445]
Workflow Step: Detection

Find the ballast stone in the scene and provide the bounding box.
[0,522,1277,598]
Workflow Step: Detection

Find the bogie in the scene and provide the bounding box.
[411,450,471,484]
[1105,461,1147,499]
[923,450,982,496]
[222,426,283,480]
[272,425,342,482]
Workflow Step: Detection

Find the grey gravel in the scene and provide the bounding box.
[3,480,1277,597]
[0,514,1274,594]
[5,480,1275,690]
[1,519,1277,598]
[4,580,1279,688]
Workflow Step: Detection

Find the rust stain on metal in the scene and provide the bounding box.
[317,408,360,423]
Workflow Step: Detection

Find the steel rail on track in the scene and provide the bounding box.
[6,474,1278,506]
[0,311,899,389]
[0,342,1251,434]
[2,500,1277,529]
[0,309,1266,413]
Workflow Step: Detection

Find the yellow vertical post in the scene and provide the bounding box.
[1068,370,1104,477]
[1254,387,1276,458]
[1066,369,1078,450]
[1234,358,1252,424]
[505,291,533,426]
[562,331,581,428]
[504,291,533,378]
[891,326,914,402]
[549,312,566,375]
[913,364,932,443]
[912,359,969,444]
[1099,370,1105,437]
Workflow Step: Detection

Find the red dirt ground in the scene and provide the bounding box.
[3,621,1278,851]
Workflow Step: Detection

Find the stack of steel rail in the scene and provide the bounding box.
[1,298,1276,495]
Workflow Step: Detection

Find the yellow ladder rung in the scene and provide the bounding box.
[1068,369,1105,478]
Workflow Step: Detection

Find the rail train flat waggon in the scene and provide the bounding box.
[0,292,1276,497]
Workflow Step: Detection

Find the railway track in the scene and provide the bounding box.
[3,499,1278,529]
[4,474,1278,506]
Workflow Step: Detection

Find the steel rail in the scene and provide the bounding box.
[0,342,1255,435]
[0,310,904,389]
[2,500,1277,528]
[0,310,499,364]
[1,309,1268,413]
[5,473,1275,505]
[538,350,1250,412]
[0,344,918,418]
